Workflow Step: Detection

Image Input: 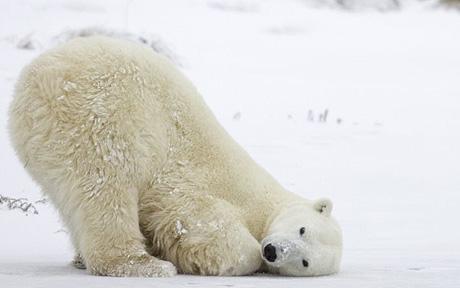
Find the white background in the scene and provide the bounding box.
[1,0,459,287]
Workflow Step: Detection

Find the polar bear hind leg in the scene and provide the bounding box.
[8,63,176,277]
[63,171,176,277]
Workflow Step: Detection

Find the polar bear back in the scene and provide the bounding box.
[10,36,202,185]
[9,36,295,240]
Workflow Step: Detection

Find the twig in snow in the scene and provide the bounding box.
[0,195,46,215]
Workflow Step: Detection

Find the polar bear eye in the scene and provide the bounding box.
[302,260,309,267]
[299,227,306,235]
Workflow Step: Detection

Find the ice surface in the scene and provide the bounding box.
[1,0,459,287]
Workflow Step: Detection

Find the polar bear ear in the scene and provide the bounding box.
[313,198,333,216]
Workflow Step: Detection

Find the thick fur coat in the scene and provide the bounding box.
[9,36,342,277]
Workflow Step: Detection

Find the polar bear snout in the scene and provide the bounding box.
[263,243,277,262]
[261,237,303,268]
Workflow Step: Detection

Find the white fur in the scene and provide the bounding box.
[261,201,342,276]
[8,36,342,277]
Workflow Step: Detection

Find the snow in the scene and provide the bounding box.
[1,0,460,287]
[175,220,188,236]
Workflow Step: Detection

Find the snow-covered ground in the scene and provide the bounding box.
[1,0,460,287]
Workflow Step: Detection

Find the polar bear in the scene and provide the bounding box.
[8,36,342,277]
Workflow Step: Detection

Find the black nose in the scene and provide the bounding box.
[263,244,277,262]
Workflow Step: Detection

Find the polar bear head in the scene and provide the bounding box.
[261,198,342,276]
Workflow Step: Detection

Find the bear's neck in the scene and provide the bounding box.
[192,124,306,241]
[165,94,307,241]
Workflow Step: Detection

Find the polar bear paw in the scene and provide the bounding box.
[89,253,177,277]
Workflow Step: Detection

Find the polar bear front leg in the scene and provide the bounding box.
[178,224,261,276]
[74,183,176,277]
[146,198,262,276]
